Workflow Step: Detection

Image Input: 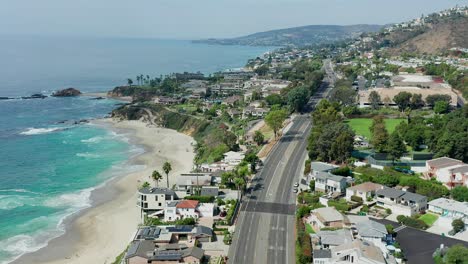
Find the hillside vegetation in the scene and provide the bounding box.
[385,16,468,55]
[195,24,382,47]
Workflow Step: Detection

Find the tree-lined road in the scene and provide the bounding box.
[228,60,335,264]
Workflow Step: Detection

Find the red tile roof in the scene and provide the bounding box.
[176,200,199,209]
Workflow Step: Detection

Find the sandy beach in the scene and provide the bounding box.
[13,119,195,264]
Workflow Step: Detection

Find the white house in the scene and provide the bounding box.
[137,187,177,214]
[428,198,468,226]
[307,207,346,230]
[375,188,427,216]
[164,200,214,222]
[313,172,348,195]
[223,151,245,166]
[426,157,468,188]
[176,173,212,194]
[346,182,384,202]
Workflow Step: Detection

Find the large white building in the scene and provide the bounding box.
[137,187,177,214]
[426,157,468,188]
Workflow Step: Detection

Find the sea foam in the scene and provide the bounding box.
[19,127,65,135]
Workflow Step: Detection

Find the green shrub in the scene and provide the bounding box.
[351,195,363,203]
[184,195,215,203]
[396,215,428,230]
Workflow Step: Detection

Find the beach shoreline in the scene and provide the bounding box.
[12,118,195,264]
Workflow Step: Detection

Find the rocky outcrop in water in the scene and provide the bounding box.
[52,88,82,97]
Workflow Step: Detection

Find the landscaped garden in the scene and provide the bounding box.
[345,118,406,139]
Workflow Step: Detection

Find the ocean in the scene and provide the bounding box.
[0,36,270,264]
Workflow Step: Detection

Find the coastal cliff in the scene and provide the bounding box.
[111,103,239,163]
[111,103,209,137]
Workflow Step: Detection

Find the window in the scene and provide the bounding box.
[155,196,158,201]
[158,203,162,206]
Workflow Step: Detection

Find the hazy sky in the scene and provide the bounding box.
[0,0,466,39]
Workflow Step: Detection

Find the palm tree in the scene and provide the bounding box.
[151,170,163,187]
[127,78,133,86]
[163,161,172,188]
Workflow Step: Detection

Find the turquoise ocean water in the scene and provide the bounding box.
[0,36,270,263]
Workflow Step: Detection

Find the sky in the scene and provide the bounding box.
[0,0,467,39]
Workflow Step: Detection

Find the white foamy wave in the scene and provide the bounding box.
[76,152,100,158]
[0,195,40,210]
[42,189,92,209]
[20,127,65,136]
[0,188,39,195]
[81,136,104,143]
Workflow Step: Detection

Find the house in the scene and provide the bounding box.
[222,95,242,106]
[125,241,205,264]
[355,220,388,253]
[425,157,468,188]
[346,182,384,202]
[330,240,388,264]
[307,207,346,231]
[428,198,468,226]
[200,186,219,197]
[199,161,234,173]
[193,225,214,242]
[164,200,214,222]
[125,240,155,264]
[314,229,354,248]
[242,106,269,118]
[134,225,213,245]
[176,173,212,194]
[313,172,348,195]
[223,151,245,166]
[307,162,347,195]
[313,249,332,264]
[375,188,427,216]
[151,245,204,263]
[137,187,177,214]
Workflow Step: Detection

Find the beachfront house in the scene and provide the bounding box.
[137,187,177,215]
[176,173,212,195]
[163,200,214,222]
[375,188,427,216]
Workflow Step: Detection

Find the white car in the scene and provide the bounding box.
[293,182,299,187]
[293,188,298,193]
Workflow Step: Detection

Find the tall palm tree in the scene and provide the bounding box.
[151,170,163,187]
[127,78,133,86]
[163,161,172,188]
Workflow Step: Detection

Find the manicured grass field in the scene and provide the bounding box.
[419,213,439,226]
[305,223,315,234]
[345,118,406,139]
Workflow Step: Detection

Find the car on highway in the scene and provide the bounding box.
[293,182,299,187]
[293,187,298,193]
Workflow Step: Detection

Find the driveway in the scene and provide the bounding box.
[373,219,468,264]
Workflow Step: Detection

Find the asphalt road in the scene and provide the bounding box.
[228,60,335,264]
[227,114,311,264]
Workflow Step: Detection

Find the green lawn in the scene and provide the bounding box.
[305,223,315,234]
[345,118,406,139]
[419,213,439,226]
